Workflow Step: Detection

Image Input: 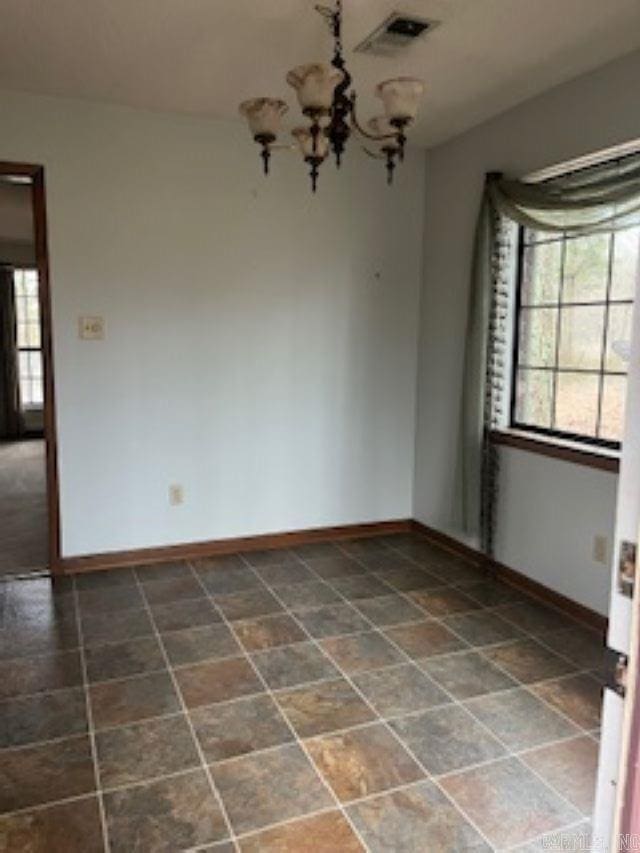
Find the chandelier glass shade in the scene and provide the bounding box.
[239,0,424,192]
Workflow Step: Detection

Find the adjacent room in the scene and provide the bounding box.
[1,1,640,851]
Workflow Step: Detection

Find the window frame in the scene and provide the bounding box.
[13,267,45,414]
[509,225,634,452]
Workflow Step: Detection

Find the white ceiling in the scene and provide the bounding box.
[1,0,640,147]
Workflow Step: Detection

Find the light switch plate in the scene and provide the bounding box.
[79,316,105,340]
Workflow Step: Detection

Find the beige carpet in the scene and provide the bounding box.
[0,440,48,577]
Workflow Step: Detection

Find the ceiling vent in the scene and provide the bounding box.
[354,12,438,56]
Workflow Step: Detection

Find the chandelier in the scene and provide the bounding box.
[239,0,424,192]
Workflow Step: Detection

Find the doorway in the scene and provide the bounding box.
[0,162,59,577]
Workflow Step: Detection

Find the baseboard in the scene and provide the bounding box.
[411,520,607,633]
[59,514,607,633]
[59,518,413,575]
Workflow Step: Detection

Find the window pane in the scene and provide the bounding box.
[514,368,553,428]
[563,233,610,302]
[599,375,626,442]
[606,303,633,372]
[554,372,599,437]
[521,242,562,305]
[31,378,44,406]
[518,307,558,367]
[611,226,640,301]
[558,305,605,370]
[19,378,33,406]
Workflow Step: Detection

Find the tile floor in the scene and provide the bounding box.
[0,533,604,851]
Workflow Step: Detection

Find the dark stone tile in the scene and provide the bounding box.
[393,539,452,565]
[214,588,283,621]
[353,663,449,717]
[465,687,580,750]
[239,811,364,852]
[90,671,180,729]
[233,614,306,651]
[521,735,598,814]
[497,601,566,635]
[211,743,332,834]
[242,548,301,568]
[440,757,581,848]
[81,607,154,646]
[141,575,204,605]
[136,560,191,583]
[191,694,293,762]
[540,627,605,673]
[390,705,505,775]
[96,714,200,788]
[198,565,262,595]
[0,649,82,700]
[430,558,484,587]
[78,585,145,616]
[532,673,602,729]
[464,580,527,607]
[276,678,374,737]
[85,637,166,683]
[0,795,104,853]
[75,568,138,590]
[354,594,425,627]
[0,617,79,660]
[339,537,390,558]
[0,578,76,630]
[161,623,240,666]
[254,562,315,586]
[293,541,342,560]
[330,574,393,601]
[293,603,370,638]
[103,769,228,852]
[308,555,366,580]
[484,638,578,684]
[175,657,263,708]
[321,631,404,674]
[384,622,466,659]
[251,642,339,689]
[0,687,87,748]
[442,611,523,647]
[358,553,420,574]
[192,553,246,572]
[347,780,491,853]
[376,566,442,593]
[0,734,95,812]
[422,651,517,699]
[151,597,223,632]
[271,580,341,609]
[408,587,481,617]
[306,723,423,803]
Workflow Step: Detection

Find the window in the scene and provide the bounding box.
[13,268,44,409]
[511,218,638,449]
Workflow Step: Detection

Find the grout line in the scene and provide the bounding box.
[186,557,373,853]
[71,575,112,853]
[134,573,238,851]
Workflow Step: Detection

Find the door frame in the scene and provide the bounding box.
[0,161,61,573]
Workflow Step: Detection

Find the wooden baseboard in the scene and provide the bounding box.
[411,520,607,633]
[60,519,413,575]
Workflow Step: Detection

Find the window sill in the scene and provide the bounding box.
[490,429,620,473]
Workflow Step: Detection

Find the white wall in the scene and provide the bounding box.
[0,89,425,558]
[414,49,640,615]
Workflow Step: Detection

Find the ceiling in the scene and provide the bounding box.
[1,0,639,147]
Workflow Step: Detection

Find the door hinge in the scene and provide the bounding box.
[604,646,628,698]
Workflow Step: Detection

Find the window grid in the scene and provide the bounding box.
[13,269,44,409]
[510,222,636,450]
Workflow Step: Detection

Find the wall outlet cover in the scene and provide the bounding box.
[169,484,184,506]
[593,535,608,565]
[79,316,105,340]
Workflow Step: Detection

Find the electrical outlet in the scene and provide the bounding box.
[169,484,184,506]
[593,535,608,565]
[79,316,105,340]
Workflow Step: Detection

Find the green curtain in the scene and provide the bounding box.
[461,153,640,552]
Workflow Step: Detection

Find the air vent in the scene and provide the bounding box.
[355,12,438,56]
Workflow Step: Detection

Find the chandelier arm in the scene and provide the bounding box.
[349,102,398,143]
